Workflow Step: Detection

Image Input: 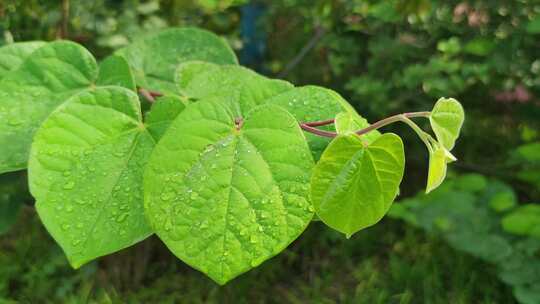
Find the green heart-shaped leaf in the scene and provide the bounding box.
[0,41,46,79]
[117,28,238,93]
[311,133,405,237]
[0,41,138,174]
[426,143,456,194]
[144,99,314,285]
[28,87,162,268]
[429,97,464,150]
[96,55,136,91]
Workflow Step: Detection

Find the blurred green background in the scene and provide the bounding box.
[1,0,539,303]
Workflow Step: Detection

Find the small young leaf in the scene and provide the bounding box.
[335,111,381,142]
[0,41,46,79]
[117,28,238,93]
[144,100,314,285]
[29,87,154,268]
[426,144,456,194]
[96,55,136,91]
[429,97,464,150]
[311,133,405,237]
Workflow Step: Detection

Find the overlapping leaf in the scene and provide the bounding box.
[0,41,46,78]
[0,41,138,174]
[144,99,315,284]
[311,133,405,237]
[176,61,293,114]
[429,97,464,150]
[117,28,238,93]
[177,61,374,158]
[28,86,184,268]
[96,55,136,91]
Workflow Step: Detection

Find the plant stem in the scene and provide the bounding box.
[137,88,163,103]
[300,111,431,139]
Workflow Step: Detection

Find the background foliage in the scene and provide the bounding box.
[0,0,539,302]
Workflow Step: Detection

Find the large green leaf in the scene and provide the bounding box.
[0,41,46,79]
[28,87,156,268]
[144,99,314,285]
[116,28,238,93]
[429,97,464,150]
[311,133,405,237]
[0,41,98,174]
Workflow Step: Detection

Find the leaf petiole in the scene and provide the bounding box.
[300,111,432,151]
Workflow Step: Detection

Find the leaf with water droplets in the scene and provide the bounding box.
[28,87,154,268]
[0,41,99,174]
[311,133,405,237]
[96,55,136,91]
[144,99,314,284]
[116,28,238,93]
[429,97,464,150]
[0,41,46,79]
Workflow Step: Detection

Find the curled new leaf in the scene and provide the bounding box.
[429,98,464,150]
[311,133,405,237]
[426,143,457,194]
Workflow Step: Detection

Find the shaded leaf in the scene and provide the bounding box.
[96,55,136,91]
[144,95,187,140]
[502,205,540,238]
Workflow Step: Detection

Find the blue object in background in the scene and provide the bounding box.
[240,2,267,72]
